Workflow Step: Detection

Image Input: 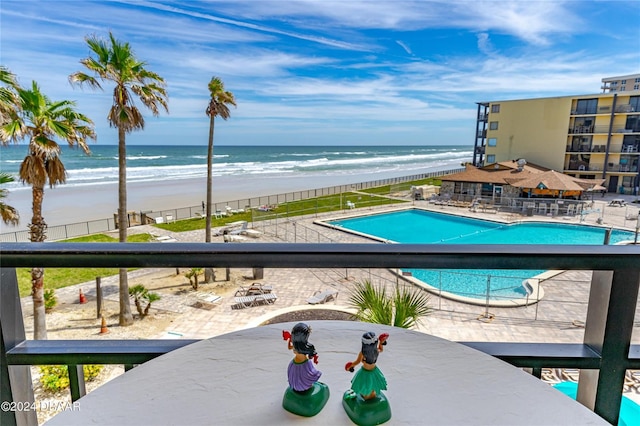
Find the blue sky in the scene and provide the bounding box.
[1,1,639,146]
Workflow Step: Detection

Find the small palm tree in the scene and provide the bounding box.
[0,173,19,225]
[204,77,235,282]
[348,279,432,329]
[0,80,95,340]
[70,32,169,326]
[129,284,161,318]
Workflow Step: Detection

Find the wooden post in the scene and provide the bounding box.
[96,277,103,319]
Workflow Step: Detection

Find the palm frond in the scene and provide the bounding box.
[348,279,432,328]
[0,172,19,225]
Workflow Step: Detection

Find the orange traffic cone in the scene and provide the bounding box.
[99,315,109,334]
[79,288,87,304]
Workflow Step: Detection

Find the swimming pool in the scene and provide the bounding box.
[325,209,635,304]
[553,381,640,426]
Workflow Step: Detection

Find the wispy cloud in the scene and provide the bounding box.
[1,0,638,146]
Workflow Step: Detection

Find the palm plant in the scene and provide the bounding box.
[0,80,95,339]
[0,173,19,225]
[70,32,168,325]
[348,279,432,329]
[0,65,20,126]
[204,77,235,282]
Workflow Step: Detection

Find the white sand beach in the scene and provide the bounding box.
[1,168,442,229]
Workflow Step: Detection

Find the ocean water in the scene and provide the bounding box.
[0,144,471,192]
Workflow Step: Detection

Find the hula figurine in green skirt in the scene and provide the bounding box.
[282,323,329,417]
[343,331,391,426]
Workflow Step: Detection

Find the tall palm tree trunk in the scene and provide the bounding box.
[204,115,215,282]
[30,184,47,339]
[118,127,133,325]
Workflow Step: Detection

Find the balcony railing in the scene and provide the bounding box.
[1,243,639,426]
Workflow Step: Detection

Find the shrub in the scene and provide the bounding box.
[129,284,161,317]
[44,289,57,313]
[38,364,104,393]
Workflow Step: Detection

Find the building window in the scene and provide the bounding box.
[621,80,627,84]
[487,154,496,163]
[621,86,626,91]
[488,138,497,147]
[491,104,500,113]
[489,121,498,130]
[635,78,640,83]
[576,98,598,114]
[634,84,639,91]
[612,81,618,86]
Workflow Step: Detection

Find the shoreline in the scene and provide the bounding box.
[1,167,452,230]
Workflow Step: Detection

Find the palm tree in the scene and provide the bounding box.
[0,173,20,225]
[0,66,20,126]
[348,279,432,329]
[0,67,21,226]
[70,32,168,325]
[204,77,236,282]
[0,80,95,339]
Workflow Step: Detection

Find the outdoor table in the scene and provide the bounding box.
[46,322,606,425]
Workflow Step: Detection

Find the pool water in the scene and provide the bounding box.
[553,381,640,426]
[328,210,635,301]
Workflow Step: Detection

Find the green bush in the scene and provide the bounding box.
[44,289,57,313]
[38,364,104,393]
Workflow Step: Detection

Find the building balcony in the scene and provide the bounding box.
[570,109,598,115]
[1,243,639,425]
[616,104,637,113]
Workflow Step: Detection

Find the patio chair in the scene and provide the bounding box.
[537,203,547,215]
[232,292,278,309]
[234,283,273,297]
[307,289,339,305]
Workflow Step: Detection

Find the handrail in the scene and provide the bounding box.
[1,242,636,269]
[1,243,639,426]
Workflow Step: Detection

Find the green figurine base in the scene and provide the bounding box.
[282,382,330,417]
[342,390,391,426]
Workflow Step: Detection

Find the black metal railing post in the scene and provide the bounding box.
[0,268,37,426]
[579,268,640,424]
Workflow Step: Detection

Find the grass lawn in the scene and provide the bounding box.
[360,178,442,195]
[17,233,152,297]
[158,191,408,232]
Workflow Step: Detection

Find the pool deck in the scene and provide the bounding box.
[29,191,639,348]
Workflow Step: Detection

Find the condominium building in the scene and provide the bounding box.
[601,73,640,93]
[473,90,640,194]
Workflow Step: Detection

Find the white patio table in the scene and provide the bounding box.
[46,321,606,425]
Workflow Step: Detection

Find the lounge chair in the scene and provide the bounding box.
[228,221,250,235]
[232,292,277,309]
[234,283,273,297]
[241,229,261,238]
[153,234,178,242]
[307,289,339,305]
[166,215,174,223]
[223,234,247,242]
[155,216,164,224]
[346,201,356,209]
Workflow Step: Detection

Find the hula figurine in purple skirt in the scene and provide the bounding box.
[343,331,391,426]
[282,323,329,417]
